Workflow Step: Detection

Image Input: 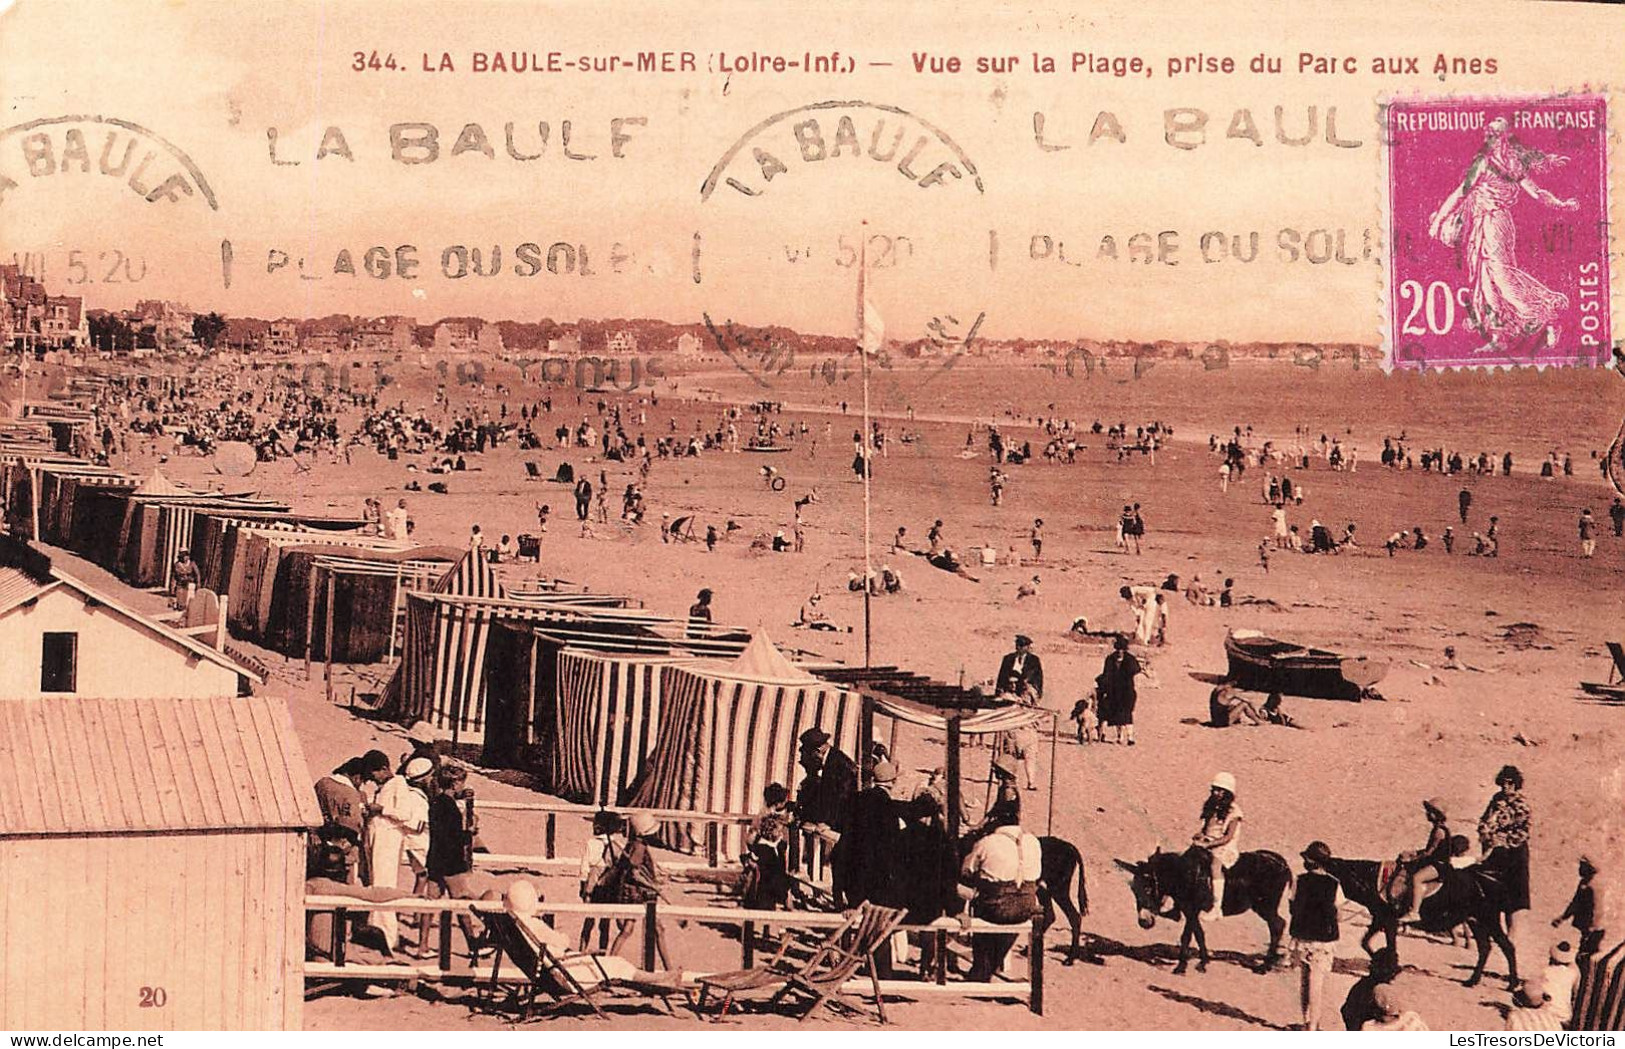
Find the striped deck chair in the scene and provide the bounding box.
[697,903,907,1024]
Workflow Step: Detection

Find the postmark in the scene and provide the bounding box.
[696,98,989,394]
[1382,93,1610,370]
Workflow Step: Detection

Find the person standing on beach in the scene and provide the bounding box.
[1553,855,1607,962]
[1097,636,1143,745]
[1487,516,1501,556]
[574,477,592,521]
[1459,487,1473,525]
[1129,504,1145,555]
[1611,497,1625,538]
[1579,508,1597,558]
[1030,519,1044,561]
[1290,842,1344,1031]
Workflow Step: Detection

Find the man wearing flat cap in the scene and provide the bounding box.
[995,635,1044,700]
[836,760,903,917]
[795,726,858,834]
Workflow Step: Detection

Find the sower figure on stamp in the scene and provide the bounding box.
[1427,116,1579,355]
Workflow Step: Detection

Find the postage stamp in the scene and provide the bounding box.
[1383,94,1610,370]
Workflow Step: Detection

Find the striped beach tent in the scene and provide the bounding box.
[389,593,717,751]
[434,549,504,598]
[551,649,687,806]
[392,593,573,744]
[1576,939,1625,1030]
[627,632,862,854]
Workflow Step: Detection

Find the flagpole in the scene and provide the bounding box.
[858,221,873,672]
[857,220,875,787]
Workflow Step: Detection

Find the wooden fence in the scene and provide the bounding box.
[303,895,1045,1016]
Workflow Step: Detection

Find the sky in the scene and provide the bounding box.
[0,0,1619,344]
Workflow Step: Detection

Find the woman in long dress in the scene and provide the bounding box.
[1428,117,1579,354]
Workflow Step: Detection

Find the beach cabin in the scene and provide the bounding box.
[0,695,318,1029]
[0,538,260,700]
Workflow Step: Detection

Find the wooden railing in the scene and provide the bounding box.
[474,799,833,882]
[303,895,1045,1015]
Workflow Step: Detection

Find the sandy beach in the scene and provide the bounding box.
[49,352,1622,1030]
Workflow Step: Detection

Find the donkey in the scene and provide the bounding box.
[1037,835,1093,965]
[1118,847,1291,974]
[1318,851,1520,988]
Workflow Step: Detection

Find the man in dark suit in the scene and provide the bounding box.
[996,634,1044,699]
[795,727,858,832]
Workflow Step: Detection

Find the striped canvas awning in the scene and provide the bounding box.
[869,694,1053,735]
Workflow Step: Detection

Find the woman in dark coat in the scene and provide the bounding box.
[1097,636,1143,745]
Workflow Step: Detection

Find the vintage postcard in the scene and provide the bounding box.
[0,0,1622,1037]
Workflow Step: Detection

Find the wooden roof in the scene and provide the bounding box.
[815,666,1004,710]
[0,696,320,837]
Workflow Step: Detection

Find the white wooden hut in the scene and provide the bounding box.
[0,695,319,1029]
[0,539,260,700]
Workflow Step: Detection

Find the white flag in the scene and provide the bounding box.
[860,289,885,356]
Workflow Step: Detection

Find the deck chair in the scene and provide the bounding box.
[768,902,907,1023]
[484,911,692,1020]
[484,911,608,1020]
[524,461,542,480]
[697,903,906,1024]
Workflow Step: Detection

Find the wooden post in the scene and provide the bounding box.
[215,592,229,651]
[935,928,948,985]
[333,907,349,966]
[330,907,346,966]
[323,566,336,703]
[946,714,963,844]
[1047,711,1058,837]
[303,561,319,679]
[385,566,403,664]
[29,466,40,541]
[858,692,875,789]
[705,823,719,868]
[439,906,454,974]
[545,813,556,859]
[642,900,658,971]
[1029,916,1045,1015]
[524,633,539,747]
[742,920,755,969]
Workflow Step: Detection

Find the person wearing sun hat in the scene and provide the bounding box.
[1191,772,1242,920]
[1543,939,1581,1024]
[398,721,444,776]
[606,811,678,969]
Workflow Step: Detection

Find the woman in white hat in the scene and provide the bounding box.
[365,756,434,952]
[1192,772,1243,919]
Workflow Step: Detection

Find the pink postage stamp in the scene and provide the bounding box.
[1384,94,1610,370]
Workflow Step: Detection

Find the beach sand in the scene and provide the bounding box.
[65,354,1625,1029]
